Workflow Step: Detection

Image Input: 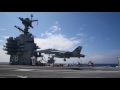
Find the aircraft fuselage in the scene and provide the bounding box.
[54,52,85,58]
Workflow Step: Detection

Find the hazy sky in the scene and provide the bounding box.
[0,12,120,64]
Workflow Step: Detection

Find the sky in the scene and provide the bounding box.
[0,12,120,64]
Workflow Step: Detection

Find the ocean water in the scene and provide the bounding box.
[0,62,118,67]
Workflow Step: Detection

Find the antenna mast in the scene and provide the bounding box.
[15,14,38,35]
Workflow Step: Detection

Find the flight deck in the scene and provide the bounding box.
[0,65,120,78]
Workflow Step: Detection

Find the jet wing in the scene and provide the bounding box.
[37,49,66,55]
[50,49,67,52]
[50,50,65,53]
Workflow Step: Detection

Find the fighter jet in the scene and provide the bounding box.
[38,46,85,61]
[52,46,85,61]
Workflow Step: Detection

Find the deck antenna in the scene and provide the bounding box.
[31,14,33,21]
[36,18,39,38]
[30,14,38,37]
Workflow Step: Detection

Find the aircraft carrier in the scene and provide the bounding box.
[1,14,120,78]
[2,14,85,66]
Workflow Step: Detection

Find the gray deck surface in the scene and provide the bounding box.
[0,65,120,78]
